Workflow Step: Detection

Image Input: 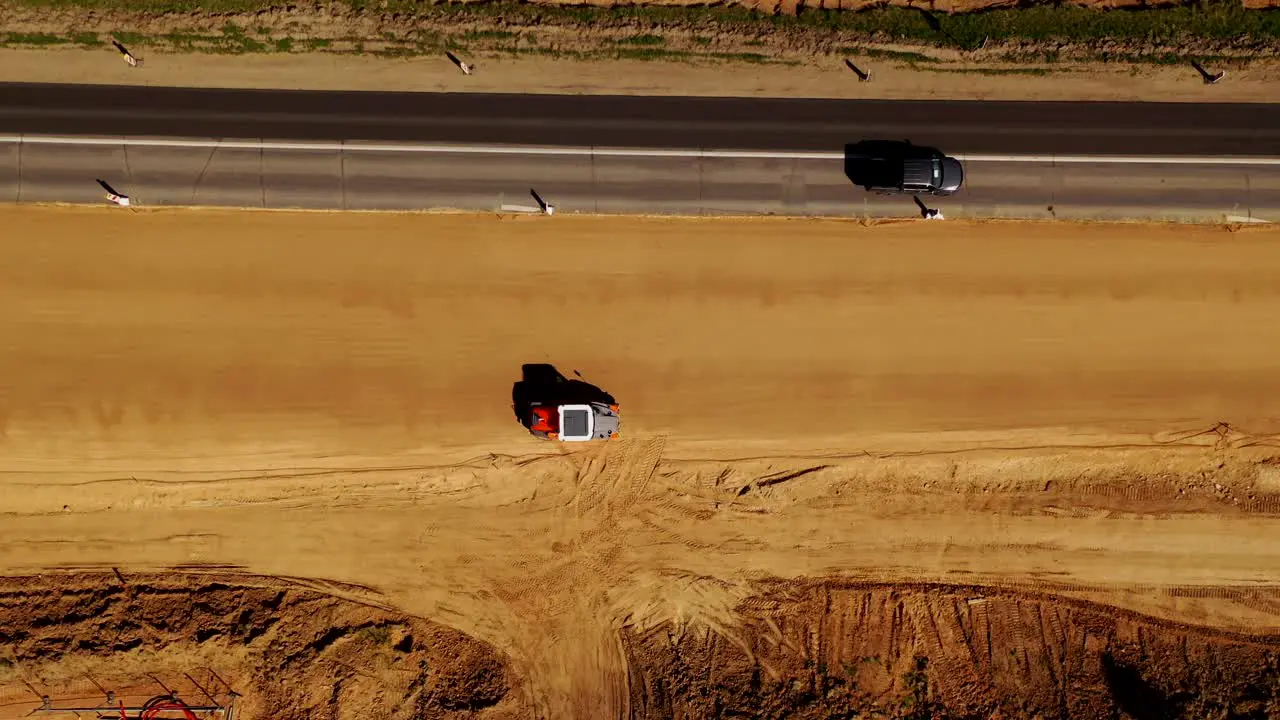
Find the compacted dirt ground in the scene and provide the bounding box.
[0,207,1279,719]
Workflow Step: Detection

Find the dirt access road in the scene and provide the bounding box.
[1,206,1279,718]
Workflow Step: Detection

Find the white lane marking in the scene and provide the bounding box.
[2,134,1280,166]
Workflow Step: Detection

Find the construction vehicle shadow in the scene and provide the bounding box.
[511,363,616,431]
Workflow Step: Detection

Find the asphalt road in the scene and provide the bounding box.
[2,82,1280,156]
[5,138,1279,222]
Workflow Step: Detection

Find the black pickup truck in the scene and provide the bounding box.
[843,140,965,196]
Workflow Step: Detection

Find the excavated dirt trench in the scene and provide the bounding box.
[3,573,1279,720]
[624,582,1280,720]
[0,572,519,720]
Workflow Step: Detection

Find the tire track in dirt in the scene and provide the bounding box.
[5,415,1280,707]
[0,453,562,517]
[5,445,1280,719]
[479,437,668,720]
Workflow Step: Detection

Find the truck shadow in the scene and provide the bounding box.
[511,363,617,431]
[842,140,915,193]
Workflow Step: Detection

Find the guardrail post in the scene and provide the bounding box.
[14,133,22,203]
[258,139,266,209]
[339,139,347,211]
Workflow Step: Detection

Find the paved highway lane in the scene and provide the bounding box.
[4,138,1278,221]
[2,83,1280,156]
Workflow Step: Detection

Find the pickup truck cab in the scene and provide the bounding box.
[528,402,621,441]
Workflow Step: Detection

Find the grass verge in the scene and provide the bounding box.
[1,0,1277,64]
[6,0,1279,49]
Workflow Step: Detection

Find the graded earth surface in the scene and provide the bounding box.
[0,207,1278,719]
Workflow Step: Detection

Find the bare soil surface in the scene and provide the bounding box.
[1,207,1279,718]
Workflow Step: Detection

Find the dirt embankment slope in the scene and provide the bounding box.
[625,582,1280,719]
[0,573,520,720]
[4,574,1279,720]
[1,207,1279,718]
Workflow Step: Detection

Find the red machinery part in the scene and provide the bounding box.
[138,696,199,720]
